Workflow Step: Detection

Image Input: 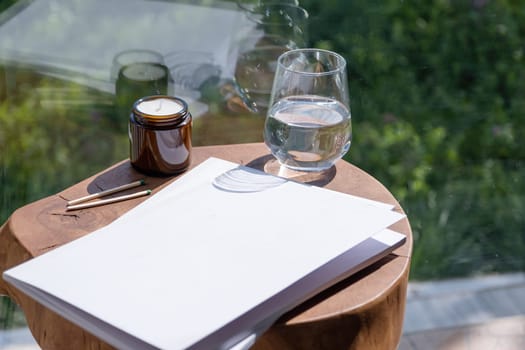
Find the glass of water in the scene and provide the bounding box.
[264,48,352,172]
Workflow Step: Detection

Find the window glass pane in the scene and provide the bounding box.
[1,0,523,348]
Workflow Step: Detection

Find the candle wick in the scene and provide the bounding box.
[156,100,162,112]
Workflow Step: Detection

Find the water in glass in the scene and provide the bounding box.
[265,95,351,171]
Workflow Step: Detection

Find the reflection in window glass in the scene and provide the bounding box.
[0,0,523,347]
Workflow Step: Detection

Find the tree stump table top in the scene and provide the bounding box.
[0,143,412,350]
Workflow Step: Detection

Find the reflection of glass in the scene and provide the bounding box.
[232,4,309,113]
[113,49,169,127]
[236,0,300,12]
[247,4,309,46]
[234,35,297,113]
[264,49,352,172]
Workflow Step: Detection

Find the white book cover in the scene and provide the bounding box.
[3,158,406,350]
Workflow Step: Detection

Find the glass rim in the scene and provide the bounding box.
[277,48,347,76]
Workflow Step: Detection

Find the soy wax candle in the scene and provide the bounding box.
[129,95,192,175]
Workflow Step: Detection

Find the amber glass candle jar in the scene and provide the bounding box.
[129,95,192,175]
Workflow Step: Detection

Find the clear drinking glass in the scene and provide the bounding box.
[264,48,352,172]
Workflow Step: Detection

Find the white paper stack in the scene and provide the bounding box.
[3,158,406,350]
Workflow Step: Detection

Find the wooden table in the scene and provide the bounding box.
[0,143,412,350]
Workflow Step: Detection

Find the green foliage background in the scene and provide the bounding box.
[301,0,525,278]
[0,68,129,222]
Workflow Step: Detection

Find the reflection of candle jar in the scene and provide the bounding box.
[129,95,192,176]
[115,61,169,127]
